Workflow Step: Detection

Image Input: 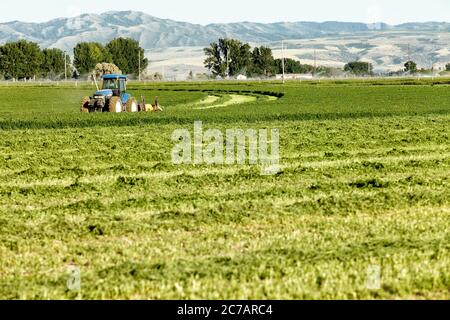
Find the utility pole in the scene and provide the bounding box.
[313,49,317,76]
[12,59,15,82]
[407,44,411,62]
[138,50,141,82]
[281,40,285,84]
[64,51,67,81]
[431,40,437,72]
[226,46,230,80]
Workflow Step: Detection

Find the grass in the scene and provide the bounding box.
[0,79,449,299]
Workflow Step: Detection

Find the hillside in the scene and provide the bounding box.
[1,11,450,50]
[1,11,450,74]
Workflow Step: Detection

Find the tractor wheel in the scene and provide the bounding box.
[126,98,138,113]
[108,97,123,113]
[80,97,90,113]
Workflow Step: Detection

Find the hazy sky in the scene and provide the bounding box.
[1,0,449,24]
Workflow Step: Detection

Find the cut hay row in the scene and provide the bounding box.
[0,81,449,299]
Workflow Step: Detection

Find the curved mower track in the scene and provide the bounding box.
[192,91,279,110]
[194,94,257,110]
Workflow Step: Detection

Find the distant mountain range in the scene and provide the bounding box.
[2,11,450,76]
[1,11,450,51]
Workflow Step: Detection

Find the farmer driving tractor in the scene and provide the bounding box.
[81,74,163,113]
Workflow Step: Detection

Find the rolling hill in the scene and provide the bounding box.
[1,11,450,74]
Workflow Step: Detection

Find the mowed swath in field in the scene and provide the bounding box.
[0,80,449,299]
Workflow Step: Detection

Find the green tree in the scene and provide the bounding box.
[251,46,275,76]
[0,40,43,80]
[73,42,112,75]
[204,38,252,78]
[235,41,252,76]
[274,58,314,74]
[106,38,148,75]
[404,60,417,73]
[41,48,71,80]
[344,61,373,75]
[204,42,225,78]
[223,38,252,76]
[446,63,450,71]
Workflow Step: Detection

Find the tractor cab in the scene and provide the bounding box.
[94,74,132,108]
[102,74,128,96]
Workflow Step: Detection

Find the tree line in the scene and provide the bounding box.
[343,60,449,76]
[0,38,148,80]
[204,39,379,78]
[204,38,333,78]
[205,38,450,78]
[1,36,448,80]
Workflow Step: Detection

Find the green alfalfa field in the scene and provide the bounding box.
[0,79,448,299]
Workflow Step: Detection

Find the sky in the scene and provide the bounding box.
[0,0,449,25]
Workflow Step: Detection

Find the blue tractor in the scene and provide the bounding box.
[81,74,139,113]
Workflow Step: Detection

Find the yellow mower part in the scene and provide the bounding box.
[144,104,164,112]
